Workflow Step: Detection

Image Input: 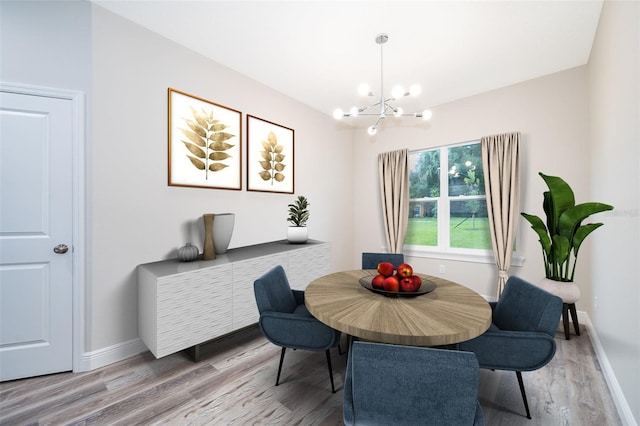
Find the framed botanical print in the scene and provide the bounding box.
[168,88,242,190]
[246,115,295,194]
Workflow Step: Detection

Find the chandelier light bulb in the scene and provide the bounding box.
[409,84,421,96]
[349,106,359,117]
[358,83,371,96]
[333,108,344,120]
[391,85,406,99]
[367,125,377,136]
[422,109,433,121]
[394,107,404,117]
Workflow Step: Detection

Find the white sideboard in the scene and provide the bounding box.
[137,240,331,359]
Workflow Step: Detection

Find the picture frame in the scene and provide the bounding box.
[168,88,242,190]
[246,115,295,194]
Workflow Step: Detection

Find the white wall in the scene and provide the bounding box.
[351,66,591,300]
[90,6,355,350]
[588,0,640,422]
[0,1,91,92]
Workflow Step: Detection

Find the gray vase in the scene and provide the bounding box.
[212,213,235,254]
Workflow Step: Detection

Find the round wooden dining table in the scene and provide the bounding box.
[305,269,492,347]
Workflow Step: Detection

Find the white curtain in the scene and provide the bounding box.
[481,132,521,297]
[378,149,409,253]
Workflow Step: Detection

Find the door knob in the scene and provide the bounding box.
[53,244,69,254]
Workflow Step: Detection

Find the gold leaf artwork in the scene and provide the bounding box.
[258,130,287,185]
[180,105,235,179]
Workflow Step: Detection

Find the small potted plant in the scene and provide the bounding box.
[287,195,310,243]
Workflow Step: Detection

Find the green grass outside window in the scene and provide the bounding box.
[405,217,492,249]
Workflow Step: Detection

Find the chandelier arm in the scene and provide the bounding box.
[359,101,383,112]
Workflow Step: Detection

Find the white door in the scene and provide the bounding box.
[0,88,74,381]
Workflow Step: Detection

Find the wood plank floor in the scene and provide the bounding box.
[0,325,621,425]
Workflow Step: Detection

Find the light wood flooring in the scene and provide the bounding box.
[0,325,621,425]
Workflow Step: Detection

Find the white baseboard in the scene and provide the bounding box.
[578,311,637,426]
[76,337,149,372]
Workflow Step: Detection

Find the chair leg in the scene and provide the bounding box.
[516,371,532,419]
[562,303,571,340]
[569,303,580,336]
[325,349,336,393]
[275,347,286,386]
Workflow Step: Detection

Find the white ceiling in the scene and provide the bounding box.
[92,0,603,122]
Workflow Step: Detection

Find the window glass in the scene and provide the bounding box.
[406,141,492,252]
[406,200,438,246]
[408,149,440,247]
[449,200,491,249]
[447,144,484,196]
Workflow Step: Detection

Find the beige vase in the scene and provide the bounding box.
[202,214,215,260]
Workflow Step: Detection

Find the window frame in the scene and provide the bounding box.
[405,140,524,266]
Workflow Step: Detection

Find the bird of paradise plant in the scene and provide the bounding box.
[521,173,614,282]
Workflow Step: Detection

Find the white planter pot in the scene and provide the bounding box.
[537,277,580,304]
[287,226,308,244]
[213,213,235,254]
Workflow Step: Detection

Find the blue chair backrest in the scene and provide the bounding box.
[361,252,405,269]
[345,341,481,425]
[253,265,297,314]
[493,276,563,335]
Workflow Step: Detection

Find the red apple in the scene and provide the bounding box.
[377,261,395,277]
[411,275,422,290]
[400,277,415,292]
[396,263,414,278]
[371,274,385,289]
[382,276,400,292]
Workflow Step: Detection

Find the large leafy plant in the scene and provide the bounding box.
[521,173,613,282]
[287,195,310,227]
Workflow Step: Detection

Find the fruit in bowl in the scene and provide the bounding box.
[400,275,422,292]
[374,262,422,293]
[382,276,400,292]
[371,274,385,289]
[396,263,413,277]
[377,261,395,277]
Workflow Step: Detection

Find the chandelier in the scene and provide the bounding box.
[333,33,432,135]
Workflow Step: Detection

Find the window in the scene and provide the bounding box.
[405,141,492,257]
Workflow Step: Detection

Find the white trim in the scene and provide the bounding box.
[79,338,149,372]
[0,82,87,373]
[579,313,637,426]
[404,245,525,267]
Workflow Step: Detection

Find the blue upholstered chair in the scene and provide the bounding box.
[344,341,484,426]
[361,252,404,269]
[253,265,341,393]
[459,275,563,419]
